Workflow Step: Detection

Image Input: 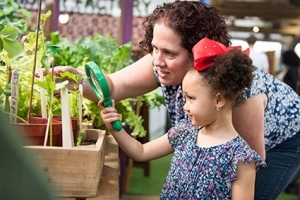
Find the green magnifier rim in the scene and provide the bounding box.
[85,61,111,100]
[84,61,122,131]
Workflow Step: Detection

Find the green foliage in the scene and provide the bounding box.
[0,0,32,35]
[48,33,165,137]
[0,26,23,57]
[0,0,165,138]
[0,10,50,118]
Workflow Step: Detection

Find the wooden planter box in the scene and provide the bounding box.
[25,129,106,198]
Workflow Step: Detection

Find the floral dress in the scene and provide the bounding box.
[154,66,300,151]
[160,119,266,200]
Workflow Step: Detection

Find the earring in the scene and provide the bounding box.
[215,107,220,111]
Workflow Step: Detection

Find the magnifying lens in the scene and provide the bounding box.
[84,61,122,131]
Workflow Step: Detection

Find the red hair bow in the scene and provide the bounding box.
[192,38,250,71]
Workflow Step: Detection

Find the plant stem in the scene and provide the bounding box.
[27,0,42,122]
[2,111,28,124]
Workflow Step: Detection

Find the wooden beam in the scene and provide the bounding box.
[119,0,134,44]
[227,25,300,36]
[211,1,300,20]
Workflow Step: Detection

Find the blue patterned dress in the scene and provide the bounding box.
[160,119,266,199]
[154,67,300,151]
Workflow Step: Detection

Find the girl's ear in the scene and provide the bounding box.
[215,92,226,109]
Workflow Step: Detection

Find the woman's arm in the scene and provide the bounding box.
[231,162,256,200]
[232,93,267,160]
[39,54,158,102]
[101,53,158,102]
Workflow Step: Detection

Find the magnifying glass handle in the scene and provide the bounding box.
[112,120,123,131]
[103,99,123,131]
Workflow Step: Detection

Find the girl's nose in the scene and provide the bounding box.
[183,102,189,112]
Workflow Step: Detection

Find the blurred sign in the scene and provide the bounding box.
[15,0,169,16]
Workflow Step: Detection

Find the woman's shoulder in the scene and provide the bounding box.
[247,67,298,98]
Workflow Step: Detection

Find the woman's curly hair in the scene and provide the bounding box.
[139,1,231,54]
[201,49,254,107]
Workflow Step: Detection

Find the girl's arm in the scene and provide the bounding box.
[231,162,256,200]
[232,93,267,160]
[100,102,173,162]
[111,129,173,162]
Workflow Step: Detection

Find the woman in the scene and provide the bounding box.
[47,1,300,199]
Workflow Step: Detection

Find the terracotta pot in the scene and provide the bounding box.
[12,116,62,146]
[53,116,78,135]
[53,116,79,144]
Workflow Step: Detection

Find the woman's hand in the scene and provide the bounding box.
[35,66,83,91]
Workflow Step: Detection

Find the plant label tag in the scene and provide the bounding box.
[10,70,19,123]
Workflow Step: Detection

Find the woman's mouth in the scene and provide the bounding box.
[158,69,170,78]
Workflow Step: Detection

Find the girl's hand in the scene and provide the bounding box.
[98,100,121,130]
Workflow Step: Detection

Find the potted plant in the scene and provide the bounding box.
[0,4,64,146]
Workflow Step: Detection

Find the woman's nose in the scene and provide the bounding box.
[153,51,165,67]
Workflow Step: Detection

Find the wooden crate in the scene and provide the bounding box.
[25,129,106,198]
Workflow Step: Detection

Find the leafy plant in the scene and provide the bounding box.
[48,33,165,137]
[0,26,24,112]
[0,0,165,138]
[0,0,32,35]
[0,8,53,120]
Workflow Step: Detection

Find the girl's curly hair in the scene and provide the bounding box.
[201,49,254,107]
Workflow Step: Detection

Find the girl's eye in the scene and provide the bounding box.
[185,95,194,102]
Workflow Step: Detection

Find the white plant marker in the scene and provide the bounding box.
[43,117,50,146]
[10,70,19,123]
[59,80,74,147]
[78,84,83,131]
[39,70,47,118]
[56,81,74,147]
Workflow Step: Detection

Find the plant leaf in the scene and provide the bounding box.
[0,26,19,40]
[60,71,82,82]
[2,39,23,57]
[0,39,3,51]
[0,27,23,56]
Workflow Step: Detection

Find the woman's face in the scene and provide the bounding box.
[152,23,193,86]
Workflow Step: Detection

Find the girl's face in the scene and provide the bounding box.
[182,70,217,126]
[152,23,193,86]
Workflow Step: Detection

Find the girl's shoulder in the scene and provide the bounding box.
[231,136,266,169]
[168,119,199,147]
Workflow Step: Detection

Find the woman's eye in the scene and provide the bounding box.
[152,46,158,53]
[166,51,175,57]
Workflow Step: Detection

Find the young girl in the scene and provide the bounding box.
[99,38,266,199]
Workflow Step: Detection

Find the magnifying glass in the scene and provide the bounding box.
[84,61,123,131]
